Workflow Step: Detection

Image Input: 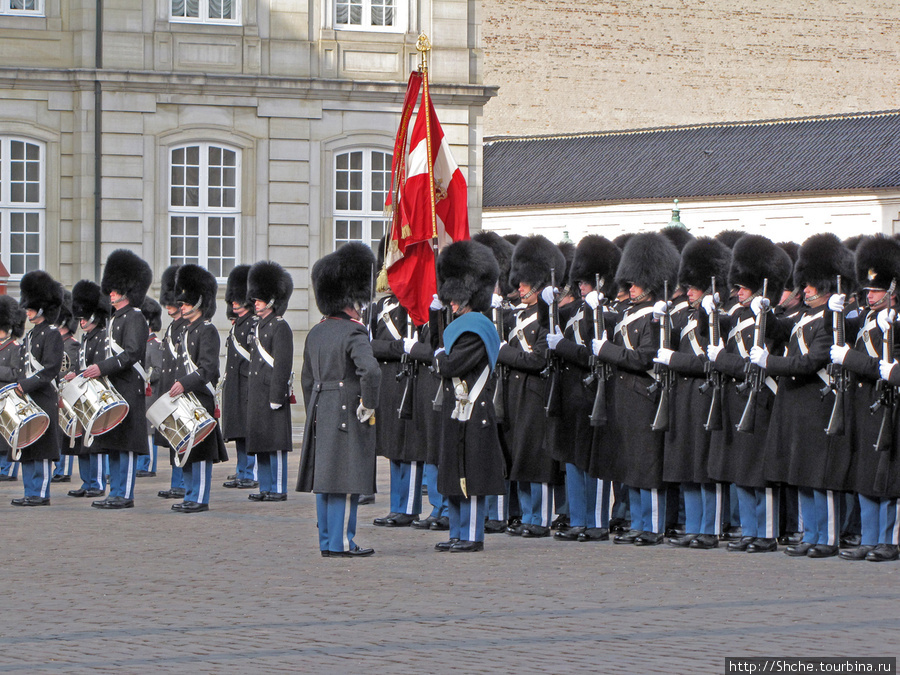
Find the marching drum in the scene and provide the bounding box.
[58,395,83,439]
[0,384,50,460]
[60,376,129,446]
[146,392,215,467]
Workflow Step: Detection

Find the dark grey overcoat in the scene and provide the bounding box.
[246,312,294,455]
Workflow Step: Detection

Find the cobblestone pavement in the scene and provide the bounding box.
[0,455,897,674]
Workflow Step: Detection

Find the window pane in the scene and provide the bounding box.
[372,0,394,26]
[335,151,363,213]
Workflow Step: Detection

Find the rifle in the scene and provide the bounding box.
[736,279,769,434]
[542,267,562,418]
[871,279,897,453]
[650,280,673,432]
[492,300,508,423]
[701,276,723,431]
[396,316,415,420]
[824,276,847,435]
[584,273,610,427]
[431,302,449,412]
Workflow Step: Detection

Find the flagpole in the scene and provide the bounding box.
[416,34,440,271]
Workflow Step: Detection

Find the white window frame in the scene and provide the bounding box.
[168,142,241,280]
[333,0,407,33]
[0,137,44,278]
[0,0,44,16]
[333,148,393,251]
[170,0,241,25]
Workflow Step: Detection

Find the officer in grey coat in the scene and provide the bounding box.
[297,242,381,558]
[246,260,294,501]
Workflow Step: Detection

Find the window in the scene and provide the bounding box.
[334,149,391,250]
[170,0,239,25]
[335,0,405,32]
[0,0,43,15]
[169,143,240,278]
[0,138,44,277]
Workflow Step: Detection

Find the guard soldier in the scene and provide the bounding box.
[297,243,380,557]
[656,237,732,549]
[546,234,620,542]
[13,271,64,506]
[167,264,228,513]
[84,249,152,510]
[155,265,188,499]
[836,235,900,561]
[432,240,505,552]
[52,290,80,483]
[137,297,163,478]
[759,233,855,557]
[65,280,111,498]
[0,302,25,482]
[221,264,259,489]
[246,260,294,501]
[592,232,680,546]
[498,235,565,538]
[706,235,792,552]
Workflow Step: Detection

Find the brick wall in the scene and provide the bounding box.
[482,0,900,137]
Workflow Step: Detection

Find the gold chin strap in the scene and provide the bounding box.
[632,288,652,304]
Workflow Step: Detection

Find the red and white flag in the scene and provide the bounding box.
[384,70,470,325]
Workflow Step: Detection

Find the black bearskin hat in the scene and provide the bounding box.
[615,232,681,298]
[58,290,78,334]
[660,225,695,253]
[558,241,576,287]
[678,237,732,291]
[72,280,110,326]
[472,231,515,297]
[569,235,621,297]
[141,297,163,333]
[612,232,634,250]
[159,265,180,308]
[715,229,745,250]
[101,249,152,307]
[249,260,295,317]
[224,264,250,320]
[175,264,217,320]
[503,233,524,248]
[19,270,63,320]
[509,235,567,291]
[310,244,372,317]
[843,234,865,252]
[0,295,22,335]
[856,235,900,291]
[728,234,793,303]
[793,233,855,295]
[438,240,500,314]
[777,241,800,266]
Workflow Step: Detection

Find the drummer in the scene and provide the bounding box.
[82,249,152,510]
[64,280,111,499]
[52,291,80,484]
[13,271,64,507]
[164,264,227,513]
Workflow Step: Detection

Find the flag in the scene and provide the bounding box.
[385,69,470,325]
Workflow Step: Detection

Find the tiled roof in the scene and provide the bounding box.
[483,110,900,208]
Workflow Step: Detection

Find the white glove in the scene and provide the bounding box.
[750,296,765,316]
[541,286,558,305]
[707,343,724,363]
[700,293,719,315]
[429,294,443,311]
[546,326,564,351]
[592,335,608,356]
[877,308,897,333]
[584,291,600,310]
[749,345,769,368]
[269,402,282,410]
[652,300,668,320]
[830,344,850,365]
[434,347,445,359]
[880,360,897,382]
[491,293,503,309]
[356,402,375,423]
[653,347,673,366]
[827,293,845,313]
[402,337,417,354]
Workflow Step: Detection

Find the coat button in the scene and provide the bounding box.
[339,382,343,387]
[342,405,346,410]
[341,423,346,428]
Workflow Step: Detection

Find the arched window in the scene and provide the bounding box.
[333,148,392,250]
[169,143,240,278]
[0,137,44,276]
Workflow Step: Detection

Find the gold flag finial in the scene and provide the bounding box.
[416,33,431,54]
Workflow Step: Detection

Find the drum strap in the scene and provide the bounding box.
[107,313,148,383]
[181,339,217,398]
[25,332,58,392]
[228,324,252,361]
